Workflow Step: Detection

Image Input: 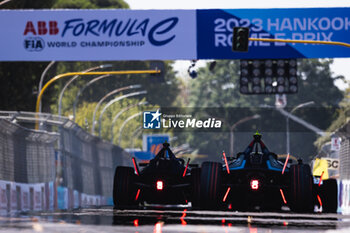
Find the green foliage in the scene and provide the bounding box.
[1,0,56,9]
[315,86,350,148]
[0,62,51,111]
[184,59,343,162]
[288,59,343,107]
[50,60,179,111]
[51,60,180,146]
[53,0,129,9]
[73,97,157,148]
[1,0,130,10]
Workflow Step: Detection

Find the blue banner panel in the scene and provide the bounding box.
[197,8,350,59]
[143,134,169,155]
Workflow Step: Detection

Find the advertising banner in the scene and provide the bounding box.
[340,180,350,214]
[1,8,350,61]
[33,184,43,211]
[197,8,350,59]
[57,186,68,210]
[21,184,30,211]
[81,193,100,206]
[10,183,17,211]
[0,181,7,212]
[81,193,88,207]
[324,157,340,171]
[331,137,341,151]
[0,9,196,61]
[48,182,54,210]
[73,190,80,209]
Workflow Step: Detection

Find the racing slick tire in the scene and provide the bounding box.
[191,168,201,209]
[113,166,136,208]
[289,164,314,213]
[320,179,338,213]
[199,162,222,210]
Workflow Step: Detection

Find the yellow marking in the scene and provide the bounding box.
[313,158,329,179]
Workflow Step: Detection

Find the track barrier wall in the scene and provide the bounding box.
[0,112,131,213]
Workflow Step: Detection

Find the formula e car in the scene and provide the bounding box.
[195,132,338,213]
[113,142,200,208]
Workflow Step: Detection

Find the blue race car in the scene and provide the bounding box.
[195,132,338,213]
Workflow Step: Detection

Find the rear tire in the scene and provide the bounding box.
[191,168,201,209]
[320,179,338,213]
[113,166,136,208]
[289,164,314,213]
[200,162,222,210]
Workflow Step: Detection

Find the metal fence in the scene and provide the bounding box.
[0,119,58,183]
[58,119,130,197]
[340,138,350,179]
[334,121,350,180]
[0,111,130,200]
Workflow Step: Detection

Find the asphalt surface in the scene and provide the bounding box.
[1,207,350,233]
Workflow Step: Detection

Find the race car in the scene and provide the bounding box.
[195,132,338,213]
[113,142,200,208]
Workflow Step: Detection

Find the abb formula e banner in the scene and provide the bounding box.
[197,8,350,59]
[1,8,350,61]
[0,9,196,61]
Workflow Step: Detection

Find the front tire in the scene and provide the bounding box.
[113,166,136,208]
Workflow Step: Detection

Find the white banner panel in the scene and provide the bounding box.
[0,9,196,61]
[33,184,43,211]
[10,183,17,211]
[20,184,30,211]
[0,181,7,213]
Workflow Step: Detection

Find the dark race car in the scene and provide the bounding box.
[195,132,338,213]
[113,142,200,208]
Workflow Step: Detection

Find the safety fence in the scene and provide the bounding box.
[340,139,350,180]
[0,118,58,183]
[334,122,350,180]
[0,111,130,213]
[58,118,131,204]
[333,121,350,213]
